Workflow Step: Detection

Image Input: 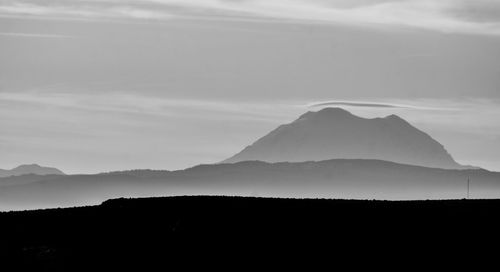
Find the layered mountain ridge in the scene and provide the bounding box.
[0,159,498,210]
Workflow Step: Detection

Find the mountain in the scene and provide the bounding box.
[0,164,65,178]
[223,108,464,169]
[0,159,498,210]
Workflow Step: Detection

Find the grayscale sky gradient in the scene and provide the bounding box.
[1,0,500,173]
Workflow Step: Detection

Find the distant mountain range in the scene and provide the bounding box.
[1,108,496,211]
[0,164,65,178]
[223,108,467,169]
[0,159,498,210]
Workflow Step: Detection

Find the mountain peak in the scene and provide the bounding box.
[13,164,42,170]
[385,114,400,119]
[223,109,464,169]
[317,107,352,115]
[384,114,405,121]
[0,164,65,178]
[299,107,355,120]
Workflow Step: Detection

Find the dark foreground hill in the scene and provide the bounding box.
[1,196,500,270]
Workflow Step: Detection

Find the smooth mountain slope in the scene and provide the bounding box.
[223,108,464,169]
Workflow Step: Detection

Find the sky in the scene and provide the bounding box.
[1,0,500,173]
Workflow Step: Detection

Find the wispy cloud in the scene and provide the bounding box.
[307,100,449,110]
[0,32,75,38]
[1,0,500,35]
[2,91,498,129]
[0,2,173,21]
[0,91,295,123]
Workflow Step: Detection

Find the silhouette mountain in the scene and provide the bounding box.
[223,107,464,169]
[0,164,65,178]
[0,159,498,210]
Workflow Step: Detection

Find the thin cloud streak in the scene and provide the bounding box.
[1,92,497,129]
[0,0,500,35]
[308,101,449,111]
[0,32,75,38]
[0,2,173,21]
[0,92,295,123]
[0,0,499,35]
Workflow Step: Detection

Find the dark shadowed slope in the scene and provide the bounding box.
[0,159,499,210]
[223,108,464,169]
[0,164,65,178]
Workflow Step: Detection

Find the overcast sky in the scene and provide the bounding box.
[1,0,500,173]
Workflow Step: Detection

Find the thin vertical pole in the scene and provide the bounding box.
[467,177,470,199]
